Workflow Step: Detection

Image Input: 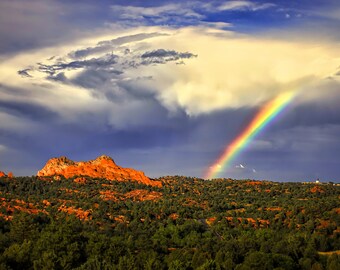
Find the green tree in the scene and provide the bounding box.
[237,251,273,270]
[2,240,32,269]
[327,254,340,270]
[9,212,39,243]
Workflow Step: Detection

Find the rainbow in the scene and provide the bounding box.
[204,91,295,179]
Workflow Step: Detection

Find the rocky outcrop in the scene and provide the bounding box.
[310,186,324,193]
[37,155,162,187]
[0,171,12,178]
[74,177,87,184]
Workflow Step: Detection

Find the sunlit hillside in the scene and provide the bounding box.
[0,174,339,269]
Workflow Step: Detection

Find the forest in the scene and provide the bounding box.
[0,175,339,269]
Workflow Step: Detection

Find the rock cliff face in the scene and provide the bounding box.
[37,155,162,187]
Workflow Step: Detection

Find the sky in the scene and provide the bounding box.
[0,0,339,182]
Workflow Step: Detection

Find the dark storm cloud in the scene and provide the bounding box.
[0,97,258,178]
[0,0,110,55]
[82,125,185,151]
[141,49,197,64]
[0,84,32,98]
[269,84,340,131]
[0,96,193,176]
[38,54,118,75]
[1,84,340,181]
[115,76,155,100]
[25,28,197,81]
[17,69,32,77]
[36,48,196,78]
[240,123,340,182]
[69,32,168,59]
[47,72,68,83]
[69,45,114,60]
[70,69,123,89]
[21,38,197,99]
[285,102,340,128]
[0,99,58,121]
[180,96,340,181]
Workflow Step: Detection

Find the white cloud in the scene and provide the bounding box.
[236,164,245,169]
[252,168,257,173]
[109,1,274,28]
[138,27,339,115]
[0,25,339,130]
[218,1,275,11]
[110,4,203,25]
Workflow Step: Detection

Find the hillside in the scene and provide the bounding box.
[0,174,339,269]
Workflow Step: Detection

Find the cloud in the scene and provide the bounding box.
[38,54,119,75]
[69,69,122,90]
[240,123,340,181]
[68,32,168,59]
[0,99,58,121]
[0,111,39,132]
[252,168,257,173]
[14,33,197,108]
[0,0,103,55]
[108,1,276,29]
[135,27,339,115]
[218,1,275,12]
[141,49,197,64]
[17,69,32,77]
[1,1,340,180]
[47,72,68,83]
[110,3,203,26]
[1,24,339,178]
[1,31,198,135]
[236,164,245,169]
[31,38,196,81]
[0,145,6,152]
[5,26,339,123]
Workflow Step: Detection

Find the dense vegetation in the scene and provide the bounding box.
[0,175,339,269]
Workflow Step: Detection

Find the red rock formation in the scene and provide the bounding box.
[37,155,162,187]
[246,181,263,186]
[169,213,179,220]
[58,205,92,220]
[124,190,162,201]
[0,171,13,178]
[310,186,324,193]
[99,190,118,201]
[42,200,51,207]
[74,177,87,184]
